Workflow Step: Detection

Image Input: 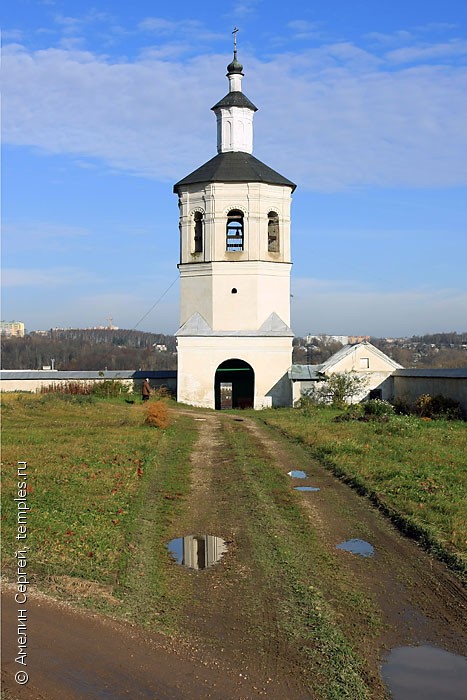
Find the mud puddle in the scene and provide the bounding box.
[382,645,467,699]
[168,535,227,570]
[288,470,307,478]
[336,539,375,557]
[294,486,320,492]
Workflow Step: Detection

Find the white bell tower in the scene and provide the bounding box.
[174,35,296,409]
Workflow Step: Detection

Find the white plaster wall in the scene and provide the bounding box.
[211,261,291,330]
[327,348,397,402]
[179,261,291,330]
[330,345,398,373]
[177,335,293,409]
[179,267,213,327]
[216,107,254,153]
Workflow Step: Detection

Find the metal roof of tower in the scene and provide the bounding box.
[173,151,296,192]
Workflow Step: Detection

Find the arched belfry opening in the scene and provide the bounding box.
[214,359,254,410]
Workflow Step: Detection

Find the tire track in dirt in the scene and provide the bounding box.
[170,410,313,699]
[241,416,467,659]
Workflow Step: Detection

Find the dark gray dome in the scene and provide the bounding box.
[227,53,243,75]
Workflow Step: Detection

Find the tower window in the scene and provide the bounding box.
[268,211,280,252]
[226,210,244,252]
[194,211,203,253]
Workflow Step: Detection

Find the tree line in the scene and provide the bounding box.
[1,329,177,371]
[2,329,466,371]
[293,332,467,369]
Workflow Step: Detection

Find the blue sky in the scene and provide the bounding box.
[2,0,467,337]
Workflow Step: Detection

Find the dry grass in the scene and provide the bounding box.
[145,401,171,429]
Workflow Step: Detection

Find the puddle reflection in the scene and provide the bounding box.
[288,470,307,478]
[382,646,467,699]
[336,539,374,557]
[294,486,320,492]
[167,535,227,570]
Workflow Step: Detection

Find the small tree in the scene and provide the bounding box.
[309,371,368,408]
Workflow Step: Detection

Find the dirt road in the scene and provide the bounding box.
[2,410,466,699]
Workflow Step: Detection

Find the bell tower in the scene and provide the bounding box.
[174,36,296,409]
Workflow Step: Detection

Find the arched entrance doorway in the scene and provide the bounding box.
[214,359,255,410]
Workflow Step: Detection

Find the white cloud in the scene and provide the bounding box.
[415,23,459,34]
[3,39,467,191]
[230,0,262,17]
[138,17,223,44]
[386,39,467,64]
[53,10,115,32]
[1,29,25,41]
[287,20,323,40]
[53,14,83,33]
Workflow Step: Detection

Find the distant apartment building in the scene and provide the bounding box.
[348,335,371,345]
[305,334,349,345]
[305,334,371,346]
[0,321,25,337]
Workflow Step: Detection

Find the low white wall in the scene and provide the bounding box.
[0,372,177,395]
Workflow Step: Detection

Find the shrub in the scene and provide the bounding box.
[145,401,170,429]
[294,393,319,416]
[415,394,463,420]
[151,386,173,399]
[92,380,131,398]
[39,380,130,398]
[40,381,94,395]
[334,404,364,422]
[314,371,369,408]
[363,399,395,417]
[393,397,413,415]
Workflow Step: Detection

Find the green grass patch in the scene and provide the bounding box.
[1,393,196,625]
[256,407,467,576]
[115,415,197,630]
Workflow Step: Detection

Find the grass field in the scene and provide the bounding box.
[256,406,467,575]
[2,393,466,699]
[1,393,196,614]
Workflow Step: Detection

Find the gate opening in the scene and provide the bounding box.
[214,359,254,410]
